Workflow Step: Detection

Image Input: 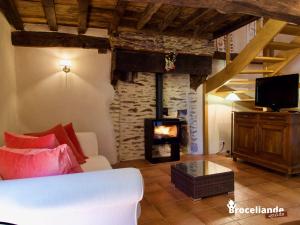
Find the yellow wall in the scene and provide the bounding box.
[14,47,118,163]
[0,12,19,145]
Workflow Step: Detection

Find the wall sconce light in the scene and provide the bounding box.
[60,59,71,74]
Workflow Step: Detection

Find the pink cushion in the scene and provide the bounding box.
[4,132,59,149]
[28,124,86,164]
[0,144,83,180]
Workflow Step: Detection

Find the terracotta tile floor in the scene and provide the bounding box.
[115,154,300,225]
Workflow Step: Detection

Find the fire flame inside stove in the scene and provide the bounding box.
[154,125,177,138]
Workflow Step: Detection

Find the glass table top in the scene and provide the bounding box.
[172,160,232,177]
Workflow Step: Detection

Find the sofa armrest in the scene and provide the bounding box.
[0,168,144,225]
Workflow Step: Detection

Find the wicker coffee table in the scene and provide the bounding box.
[171,160,234,199]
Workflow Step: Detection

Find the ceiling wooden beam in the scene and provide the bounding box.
[191,11,223,36]
[213,15,258,39]
[0,0,24,30]
[158,6,181,32]
[77,0,90,34]
[123,0,300,25]
[11,31,110,50]
[137,3,163,30]
[180,8,211,32]
[110,0,127,35]
[41,0,57,31]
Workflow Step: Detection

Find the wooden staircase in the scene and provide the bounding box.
[206,19,300,103]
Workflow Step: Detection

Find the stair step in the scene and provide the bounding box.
[266,41,300,50]
[239,98,255,102]
[228,80,255,85]
[253,56,285,63]
[240,70,274,74]
[280,24,300,36]
[216,90,255,94]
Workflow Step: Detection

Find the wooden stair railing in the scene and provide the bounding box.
[267,36,300,76]
[205,19,287,93]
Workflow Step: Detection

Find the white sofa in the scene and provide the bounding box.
[0,132,144,225]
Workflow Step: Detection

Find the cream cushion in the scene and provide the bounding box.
[76,132,112,171]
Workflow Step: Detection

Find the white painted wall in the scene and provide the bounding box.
[0,12,19,145]
[14,47,117,164]
[207,94,252,154]
[203,22,258,154]
[207,95,232,154]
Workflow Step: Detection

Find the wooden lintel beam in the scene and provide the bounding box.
[137,3,162,30]
[77,0,90,34]
[117,24,213,39]
[122,0,300,25]
[0,0,24,30]
[159,6,181,32]
[11,31,110,50]
[41,0,57,31]
[114,49,212,74]
[110,0,127,34]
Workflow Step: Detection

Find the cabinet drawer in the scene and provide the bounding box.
[235,113,257,120]
[259,114,288,123]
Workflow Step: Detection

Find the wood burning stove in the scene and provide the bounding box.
[144,73,181,163]
[145,119,181,163]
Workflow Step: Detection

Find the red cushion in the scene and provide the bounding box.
[0,144,83,180]
[64,123,88,159]
[28,124,86,164]
[4,132,59,149]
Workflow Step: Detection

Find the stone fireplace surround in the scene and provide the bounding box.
[110,72,201,161]
[110,48,212,161]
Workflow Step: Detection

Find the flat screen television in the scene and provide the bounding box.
[255,74,299,111]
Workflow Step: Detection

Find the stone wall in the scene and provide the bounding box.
[110,72,201,161]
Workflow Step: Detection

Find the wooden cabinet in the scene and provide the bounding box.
[234,112,300,175]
